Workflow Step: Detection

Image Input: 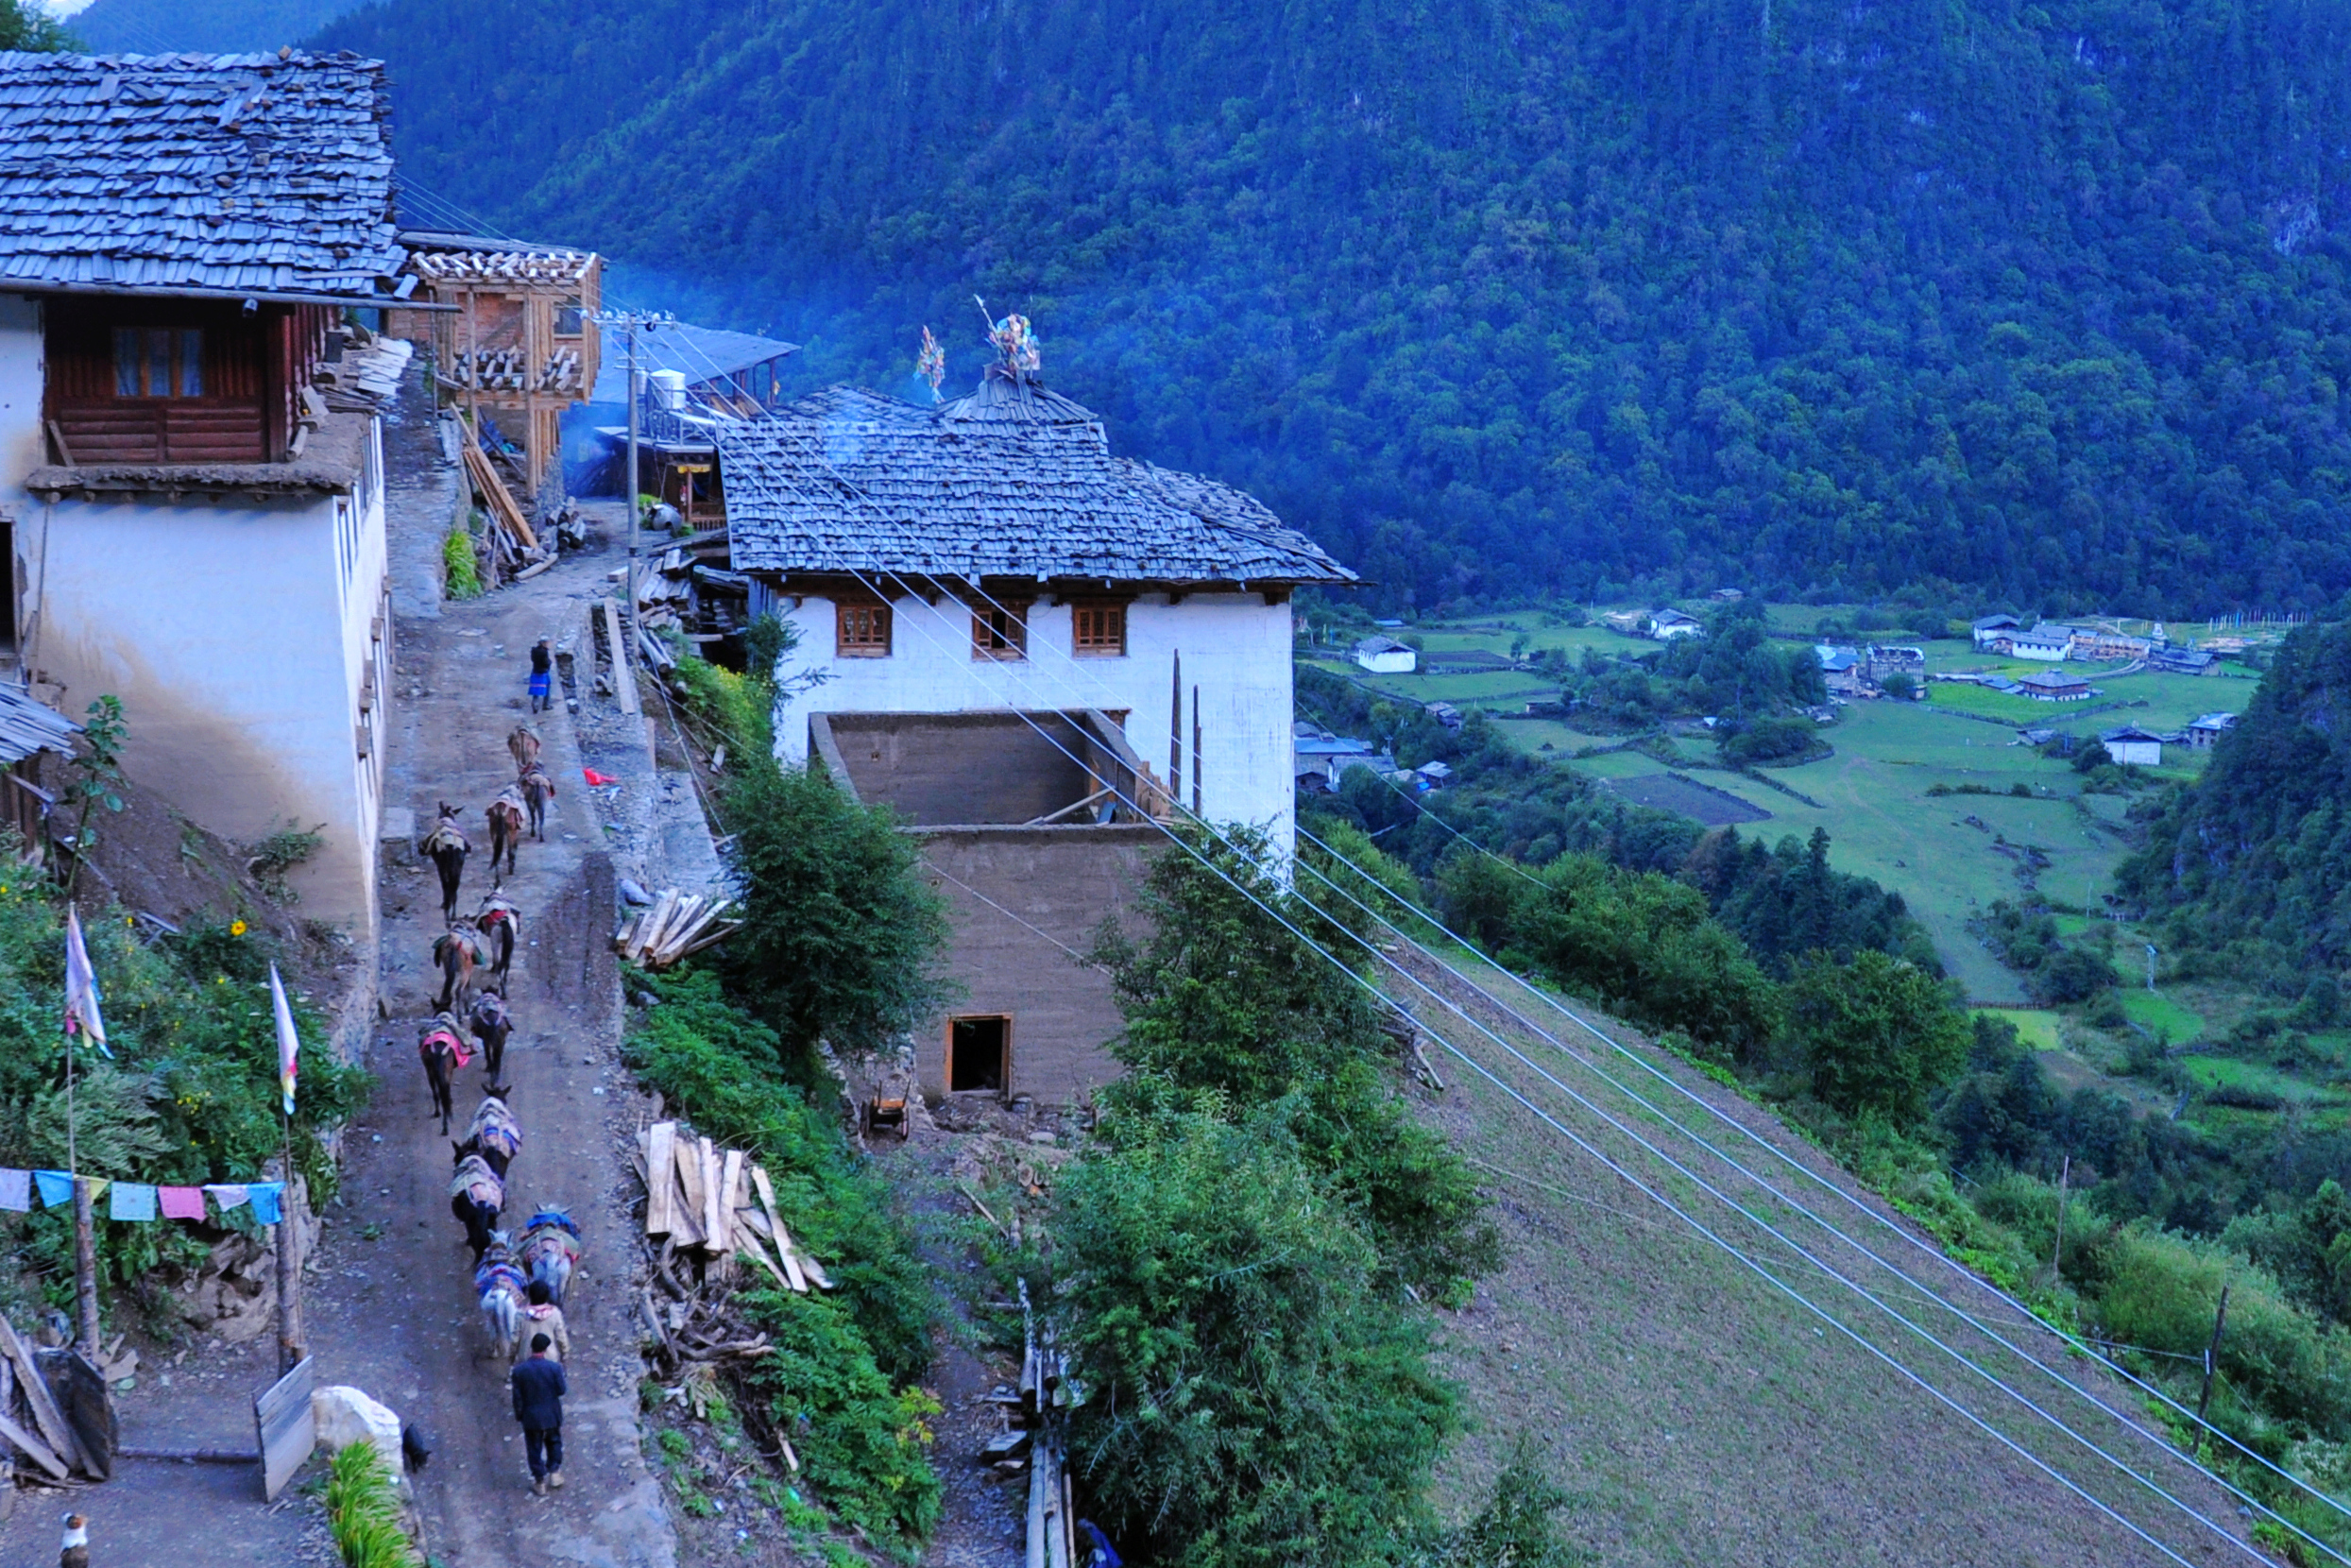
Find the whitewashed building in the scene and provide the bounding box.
[719,366,1355,1104]
[1352,634,1416,673]
[0,52,415,942]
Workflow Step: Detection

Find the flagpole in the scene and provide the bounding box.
[270,966,303,1377]
[68,1027,96,1364]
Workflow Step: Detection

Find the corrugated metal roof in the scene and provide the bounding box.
[721,371,1356,587]
[0,51,403,299]
[588,319,799,403]
[0,684,79,765]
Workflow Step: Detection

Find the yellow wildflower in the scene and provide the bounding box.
[230,919,247,937]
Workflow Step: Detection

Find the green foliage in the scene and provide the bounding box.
[622,966,942,1542]
[1509,852,1783,1063]
[667,655,775,765]
[1299,818,1439,947]
[1404,1441,1596,1567]
[1973,900,2118,1005]
[0,0,73,48]
[716,761,950,1072]
[1093,827,1499,1295]
[1054,1113,1460,1568]
[60,696,128,893]
[0,891,363,1299]
[1785,949,1970,1126]
[330,0,2351,615]
[1718,716,1829,768]
[323,1441,423,1568]
[441,526,482,600]
[243,820,326,904]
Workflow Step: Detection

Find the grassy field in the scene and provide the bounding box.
[2120,987,2205,1043]
[1985,1007,2063,1050]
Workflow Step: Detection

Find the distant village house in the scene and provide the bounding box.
[0,51,414,942]
[1352,634,1415,673]
[2186,711,2238,748]
[1970,613,2021,649]
[2101,724,2165,766]
[717,361,1354,1107]
[2018,670,2091,702]
[580,320,798,519]
[1649,609,1704,640]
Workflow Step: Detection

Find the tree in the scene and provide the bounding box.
[1095,827,1498,1294]
[0,0,73,49]
[718,762,949,1078]
[1053,1114,1459,1568]
[1785,949,1970,1126]
[1881,672,1917,701]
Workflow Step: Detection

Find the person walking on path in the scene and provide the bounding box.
[527,639,553,714]
[510,1333,567,1495]
[513,1279,570,1364]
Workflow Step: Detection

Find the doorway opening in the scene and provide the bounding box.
[946,1014,1010,1094]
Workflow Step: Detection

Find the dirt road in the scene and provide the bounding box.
[303,542,676,1567]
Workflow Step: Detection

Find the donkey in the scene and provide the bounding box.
[476,895,521,995]
[417,1014,472,1136]
[450,1151,505,1263]
[518,763,556,842]
[486,789,525,885]
[432,924,483,1014]
[473,1234,528,1360]
[421,805,469,924]
[518,1206,583,1306]
[468,990,513,1088]
[508,723,542,776]
[455,1093,522,1179]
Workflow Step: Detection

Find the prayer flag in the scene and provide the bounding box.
[62,909,110,1058]
[158,1185,206,1220]
[0,1169,32,1212]
[109,1183,156,1222]
[269,963,298,1118]
[33,1170,72,1208]
[247,1182,283,1224]
[205,1183,249,1212]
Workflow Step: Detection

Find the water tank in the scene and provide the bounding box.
[647,369,689,410]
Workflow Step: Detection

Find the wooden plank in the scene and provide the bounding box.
[700,1139,725,1253]
[0,1408,66,1481]
[732,1228,794,1294]
[749,1165,821,1290]
[644,1121,676,1236]
[715,1150,745,1254]
[670,1134,707,1248]
[0,1318,76,1472]
[628,889,676,964]
[599,599,641,716]
[252,1355,315,1502]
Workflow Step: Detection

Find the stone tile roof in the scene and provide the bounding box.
[722,372,1356,586]
[409,249,594,286]
[0,51,403,299]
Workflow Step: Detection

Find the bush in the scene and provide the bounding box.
[717,762,950,1076]
[1301,819,1439,948]
[1719,716,1828,767]
[1054,1114,1459,1567]
[442,524,482,599]
[1784,949,1969,1127]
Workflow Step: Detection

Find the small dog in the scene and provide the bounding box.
[60,1512,88,1568]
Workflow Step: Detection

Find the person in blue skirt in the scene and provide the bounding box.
[528,639,553,713]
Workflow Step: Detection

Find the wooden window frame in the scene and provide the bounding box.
[836,600,892,657]
[1071,598,1129,657]
[945,1014,1013,1095]
[971,602,1031,661]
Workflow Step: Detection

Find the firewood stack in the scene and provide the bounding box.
[614,890,740,969]
[1014,1279,1076,1568]
[634,1118,832,1307]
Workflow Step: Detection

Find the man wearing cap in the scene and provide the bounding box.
[510,1332,567,1495]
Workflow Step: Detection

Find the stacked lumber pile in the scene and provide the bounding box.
[634,1121,832,1295]
[0,1316,110,1484]
[460,436,542,581]
[534,348,584,393]
[615,889,739,969]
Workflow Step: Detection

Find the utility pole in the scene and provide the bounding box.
[2049,1154,2070,1283]
[594,310,670,658]
[2196,1284,2232,1426]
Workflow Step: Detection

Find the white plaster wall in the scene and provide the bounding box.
[35,488,383,938]
[0,298,42,500]
[776,590,1298,856]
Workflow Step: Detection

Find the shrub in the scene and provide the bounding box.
[1054,1113,1459,1568]
[1719,716,1827,767]
[1784,949,1969,1127]
[1302,819,1438,947]
[442,524,482,599]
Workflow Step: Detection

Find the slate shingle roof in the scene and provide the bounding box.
[0,51,403,299]
[722,372,1355,586]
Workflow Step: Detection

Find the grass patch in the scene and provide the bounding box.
[442,523,483,600]
[2120,988,2204,1043]
[1981,1008,2061,1051]
[323,1442,421,1568]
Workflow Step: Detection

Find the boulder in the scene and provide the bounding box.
[313,1385,409,1496]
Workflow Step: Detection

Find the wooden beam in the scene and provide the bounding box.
[599,598,641,716]
[644,1121,676,1236]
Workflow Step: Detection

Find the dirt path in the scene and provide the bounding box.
[303,542,675,1568]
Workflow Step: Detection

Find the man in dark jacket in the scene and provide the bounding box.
[511,1333,567,1495]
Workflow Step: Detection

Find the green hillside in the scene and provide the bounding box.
[2121,607,2351,991]
[324,0,2351,615]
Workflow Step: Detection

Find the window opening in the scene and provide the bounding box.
[1072,601,1127,656]
[111,327,204,398]
[554,297,584,336]
[947,1015,1009,1093]
[972,604,1028,660]
[837,601,892,656]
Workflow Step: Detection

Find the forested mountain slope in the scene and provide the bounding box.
[68,0,360,53]
[2122,609,2351,986]
[325,0,2351,614]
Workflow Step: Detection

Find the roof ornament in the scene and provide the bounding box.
[916,325,946,401]
[975,297,1041,377]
